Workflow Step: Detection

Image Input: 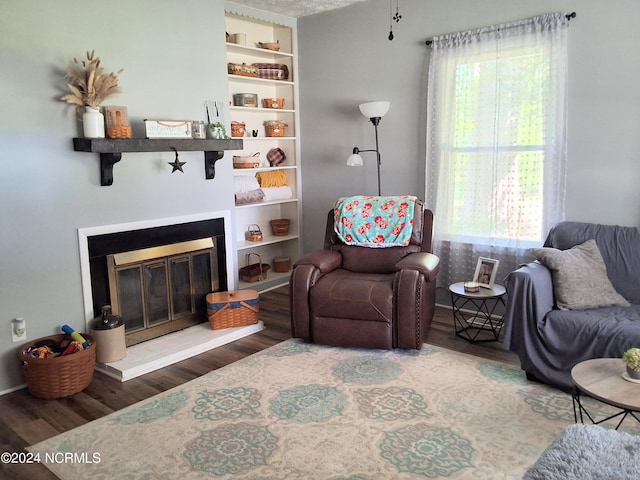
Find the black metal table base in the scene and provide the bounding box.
[572,392,640,430]
[450,293,505,343]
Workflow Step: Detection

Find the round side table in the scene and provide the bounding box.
[571,358,640,430]
[448,282,506,343]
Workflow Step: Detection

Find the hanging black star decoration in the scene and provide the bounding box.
[168,147,186,173]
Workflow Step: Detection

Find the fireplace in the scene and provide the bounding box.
[78,212,232,343]
[106,238,220,345]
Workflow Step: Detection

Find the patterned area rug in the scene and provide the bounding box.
[28,340,639,479]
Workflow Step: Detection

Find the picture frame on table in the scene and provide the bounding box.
[473,257,499,289]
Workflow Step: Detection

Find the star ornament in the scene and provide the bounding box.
[168,148,186,173]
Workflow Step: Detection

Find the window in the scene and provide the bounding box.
[426,13,569,285]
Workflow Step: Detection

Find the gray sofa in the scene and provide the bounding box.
[503,221,640,392]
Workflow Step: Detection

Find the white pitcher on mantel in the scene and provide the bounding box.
[83,106,105,138]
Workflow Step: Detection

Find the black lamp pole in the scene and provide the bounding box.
[371,116,382,197]
[352,116,382,196]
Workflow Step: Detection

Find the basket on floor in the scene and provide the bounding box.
[206,290,260,329]
[18,333,96,399]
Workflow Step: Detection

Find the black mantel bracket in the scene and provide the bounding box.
[73,138,243,186]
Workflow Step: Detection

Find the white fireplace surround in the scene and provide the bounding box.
[77,211,264,381]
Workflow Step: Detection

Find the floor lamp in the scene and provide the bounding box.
[347,101,390,196]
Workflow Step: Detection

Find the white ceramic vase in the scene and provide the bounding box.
[83,106,105,138]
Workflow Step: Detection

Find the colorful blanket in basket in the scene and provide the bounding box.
[334,195,416,247]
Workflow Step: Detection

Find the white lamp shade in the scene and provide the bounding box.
[359,101,390,119]
[346,153,364,166]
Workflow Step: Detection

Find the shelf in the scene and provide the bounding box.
[230,106,295,114]
[73,138,243,186]
[239,271,291,293]
[228,74,294,86]
[232,165,296,175]
[232,137,296,142]
[235,198,298,209]
[237,233,298,251]
[226,7,301,295]
[226,42,293,58]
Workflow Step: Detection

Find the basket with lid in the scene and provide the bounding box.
[206,290,260,329]
[270,219,290,236]
[264,120,287,137]
[273,256,291,273]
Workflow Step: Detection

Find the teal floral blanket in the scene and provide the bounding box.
[334,195,416,247]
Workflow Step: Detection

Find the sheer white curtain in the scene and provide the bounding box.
[425,13,569,287]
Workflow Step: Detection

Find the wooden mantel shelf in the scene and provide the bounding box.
[73,138,243,186]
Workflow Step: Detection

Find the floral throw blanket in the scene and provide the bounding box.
[334,195,417,247]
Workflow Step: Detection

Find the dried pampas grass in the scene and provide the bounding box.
[61,50,123,108]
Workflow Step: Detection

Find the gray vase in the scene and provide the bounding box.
[626,365,640,379]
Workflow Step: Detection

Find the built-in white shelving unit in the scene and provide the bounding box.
[225,4,301,293]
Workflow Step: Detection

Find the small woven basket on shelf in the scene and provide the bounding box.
[264,121,287,137]
[233,152,261,169]
[231,122,246,137]
[107,125,132,139]
[273,256,291,273]
[246,224,263,242]
[18,333,96,399]
[106,108,132,139]
[262,98,285,109]
[206,290,260,330]
[270,219,290,236]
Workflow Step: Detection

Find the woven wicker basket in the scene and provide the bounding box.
[107,125,132,139]
[264,121,287,137]
[233,153,261,169]
[19,334,96,399]
[262,98,285,109]
[246,224,263,242]
[231,122,246,137]
[206,290,259,330]
[228,62,259,78]
[270,219,290,236]
[273,256,291,273]
[239,253,271,282]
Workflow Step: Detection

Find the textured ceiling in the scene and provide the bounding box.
[229,0,370,18]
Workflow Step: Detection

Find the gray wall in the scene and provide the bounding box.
[297,0,640,253]
[0,0,233,392]
[2,0,640,393]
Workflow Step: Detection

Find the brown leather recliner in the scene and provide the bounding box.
[290,200,440,350]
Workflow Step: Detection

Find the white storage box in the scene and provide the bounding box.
[144,120,192,139]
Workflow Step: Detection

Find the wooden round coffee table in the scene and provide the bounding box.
[571,358,640,429]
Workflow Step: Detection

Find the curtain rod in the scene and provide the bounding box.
[425,11,576,46]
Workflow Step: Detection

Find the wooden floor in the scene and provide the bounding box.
[0,287,518,480]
